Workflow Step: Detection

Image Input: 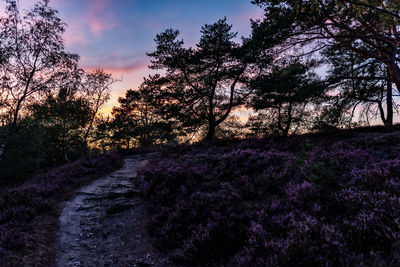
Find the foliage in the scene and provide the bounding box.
[146,18,254,140]
[30,87,92,164]
[0,0,79,135]
[215,115,247,140]
[138,130,400,266]
[250,61,326,135]
[0,1,117,185]
[322,44,394,126]
[0,120,47,182]
[110,88,178,148]
[252,0,400,126]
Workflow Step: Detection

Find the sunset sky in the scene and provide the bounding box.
[15,0,263,115]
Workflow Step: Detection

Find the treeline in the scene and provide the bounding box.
[1,0,400,181]
[107,0,400,146]
[0,1,116,182]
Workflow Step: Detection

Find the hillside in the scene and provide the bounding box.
[2,126,400,266]
[0,153,122,266]
[137,125,400,266]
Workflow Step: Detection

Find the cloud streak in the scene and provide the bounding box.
[88,0,117,36]
[81,60,149,75]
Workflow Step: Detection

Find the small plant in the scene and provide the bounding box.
[138,135,400,266]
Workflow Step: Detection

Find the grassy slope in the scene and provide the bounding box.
[138,125,400,266]
[0,152,122,266]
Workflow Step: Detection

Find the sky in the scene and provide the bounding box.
[14,0,263,115]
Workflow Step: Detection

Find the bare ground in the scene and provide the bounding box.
[54,154,170,267]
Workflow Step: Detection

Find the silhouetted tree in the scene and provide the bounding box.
[0,0,79,158]
[323,44,396,126]
[0,1,115,183]
[30,87,91,164]
[111,86,177,148]
[250,61,326,135]
[80,69,116,159]
[215,115,247,140]
[147,18,254,141]
[252,0,400,126]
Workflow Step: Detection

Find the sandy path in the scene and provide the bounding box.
[54,154,168,267]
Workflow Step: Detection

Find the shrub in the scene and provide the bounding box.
[138,133,400,266]
[0,151,121,265]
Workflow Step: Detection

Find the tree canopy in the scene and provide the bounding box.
[252,0,400,125]
[250,61,326,135]
[146,18,254,140]
[0,1,116,181]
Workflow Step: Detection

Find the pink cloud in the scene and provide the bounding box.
[81,61,149,75]
[60,0,119,46]
[64,18,89,46]
[88,0,117,36]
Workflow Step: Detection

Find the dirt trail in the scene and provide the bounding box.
[54,154,169,267]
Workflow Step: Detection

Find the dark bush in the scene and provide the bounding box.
[138,132,400,266]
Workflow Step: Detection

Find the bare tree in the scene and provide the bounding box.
[0,0,79,157]
[80,68,117,159]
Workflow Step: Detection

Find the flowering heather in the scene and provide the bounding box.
[137,131,400,266]
[0,152,121,265]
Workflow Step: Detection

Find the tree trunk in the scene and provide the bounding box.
[386,67,393,126]
[283,103,293,136]
[0,142,5,159]
[205,120,216,141]
[387,59,400,86]
[277,103,283,133]
[377,101,387,125]
[83,141,90,162]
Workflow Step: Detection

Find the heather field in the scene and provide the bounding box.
[0,152,122,265]
[138,127,400,266]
